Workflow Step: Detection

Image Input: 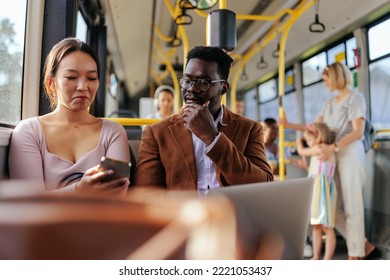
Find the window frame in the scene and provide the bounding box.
[367,15,390,64]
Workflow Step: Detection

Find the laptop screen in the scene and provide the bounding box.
[208,177,313,259]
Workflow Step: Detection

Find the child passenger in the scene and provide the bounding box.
[296,123,337,260]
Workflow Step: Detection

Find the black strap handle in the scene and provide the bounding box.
[175,12,193,25]
[257,55,268,70]
[272,43,280,58]
[168,36,182,48]
[57,172,84,189]
[309,0,325,33]
[179,0,195,9]
[309,14,325,33]
[240,66,249,81]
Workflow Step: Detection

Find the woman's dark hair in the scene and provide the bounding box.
[43,37,100,109]
[186,46,233,80]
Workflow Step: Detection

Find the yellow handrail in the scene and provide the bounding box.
[376,129,390,134]
[105,117,389,156]
[105,118,160,126]
[229,0,314,180]
[153,39,180,110]
[152,0,190,112]
[154,25,174,42]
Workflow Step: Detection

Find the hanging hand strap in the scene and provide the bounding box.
[309,0,325,33]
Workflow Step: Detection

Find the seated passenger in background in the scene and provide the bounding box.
[262,118,278,158]
[8,37,130,195]
[135,46,273,190]
[146,85,175,119]
[235,96,245,116]
[261,117,284,175]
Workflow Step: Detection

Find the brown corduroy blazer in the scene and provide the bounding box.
[134,105,273,190]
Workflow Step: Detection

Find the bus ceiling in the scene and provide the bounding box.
[94,0,388,100]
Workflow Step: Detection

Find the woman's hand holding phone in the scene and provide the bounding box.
[75,157,131,197]
[99,157,131,182]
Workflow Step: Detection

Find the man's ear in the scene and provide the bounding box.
[221,81,230,96]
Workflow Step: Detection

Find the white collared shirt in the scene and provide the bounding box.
[191,107,223,193]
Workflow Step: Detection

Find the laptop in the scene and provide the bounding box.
[208,177,313,260]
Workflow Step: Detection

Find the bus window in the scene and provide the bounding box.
[302,52,327,86]
[303,82,336,124]
[258,78,277,121]
[284,92,299,124]
[283,68,298,124]
[368,18,390,60]
[259,99,278,121]
[258,78,277,103]
[369,18,390,129]
[284,68,295,93]
[76,11,88,43]
[370,57,390,129]
[0,0,27,125]
[327,43,346,65]
[346,37,357,68]
[244,87,257,121]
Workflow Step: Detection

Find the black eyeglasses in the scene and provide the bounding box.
[179,77,226,92]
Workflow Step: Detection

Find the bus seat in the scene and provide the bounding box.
[129,140,140,163]
[125,126,142,140]
[0,188,237,260]
[0,128,12,180]
[129,140,140,185]
[0,145,9,180]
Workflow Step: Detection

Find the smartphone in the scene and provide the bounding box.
[100,156,131,183]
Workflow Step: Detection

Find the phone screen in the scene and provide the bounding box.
[100,156,131,183]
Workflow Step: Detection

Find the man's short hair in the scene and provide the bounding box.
[263,118,277,126]
[236,96,244,102]
[186,46,233,81]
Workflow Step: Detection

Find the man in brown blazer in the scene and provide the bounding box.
[135,46,273,190]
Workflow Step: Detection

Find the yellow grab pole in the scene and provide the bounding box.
[105,118,160,126]
[277,27,289,181]
[154,25,174,42]
[162,0,190,112]
[230,60,244,112]
[277,0,314,180]
[153,39,180,109]
[216,0,227,106]
[177,25,189,111]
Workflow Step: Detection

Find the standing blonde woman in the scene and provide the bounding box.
[280,62,380,259]
[9,38,130,195]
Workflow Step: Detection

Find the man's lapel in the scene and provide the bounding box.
[168,112,197,185]
[219,105,239,142]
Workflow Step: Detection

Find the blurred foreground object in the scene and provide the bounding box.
[0,187,237,260]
